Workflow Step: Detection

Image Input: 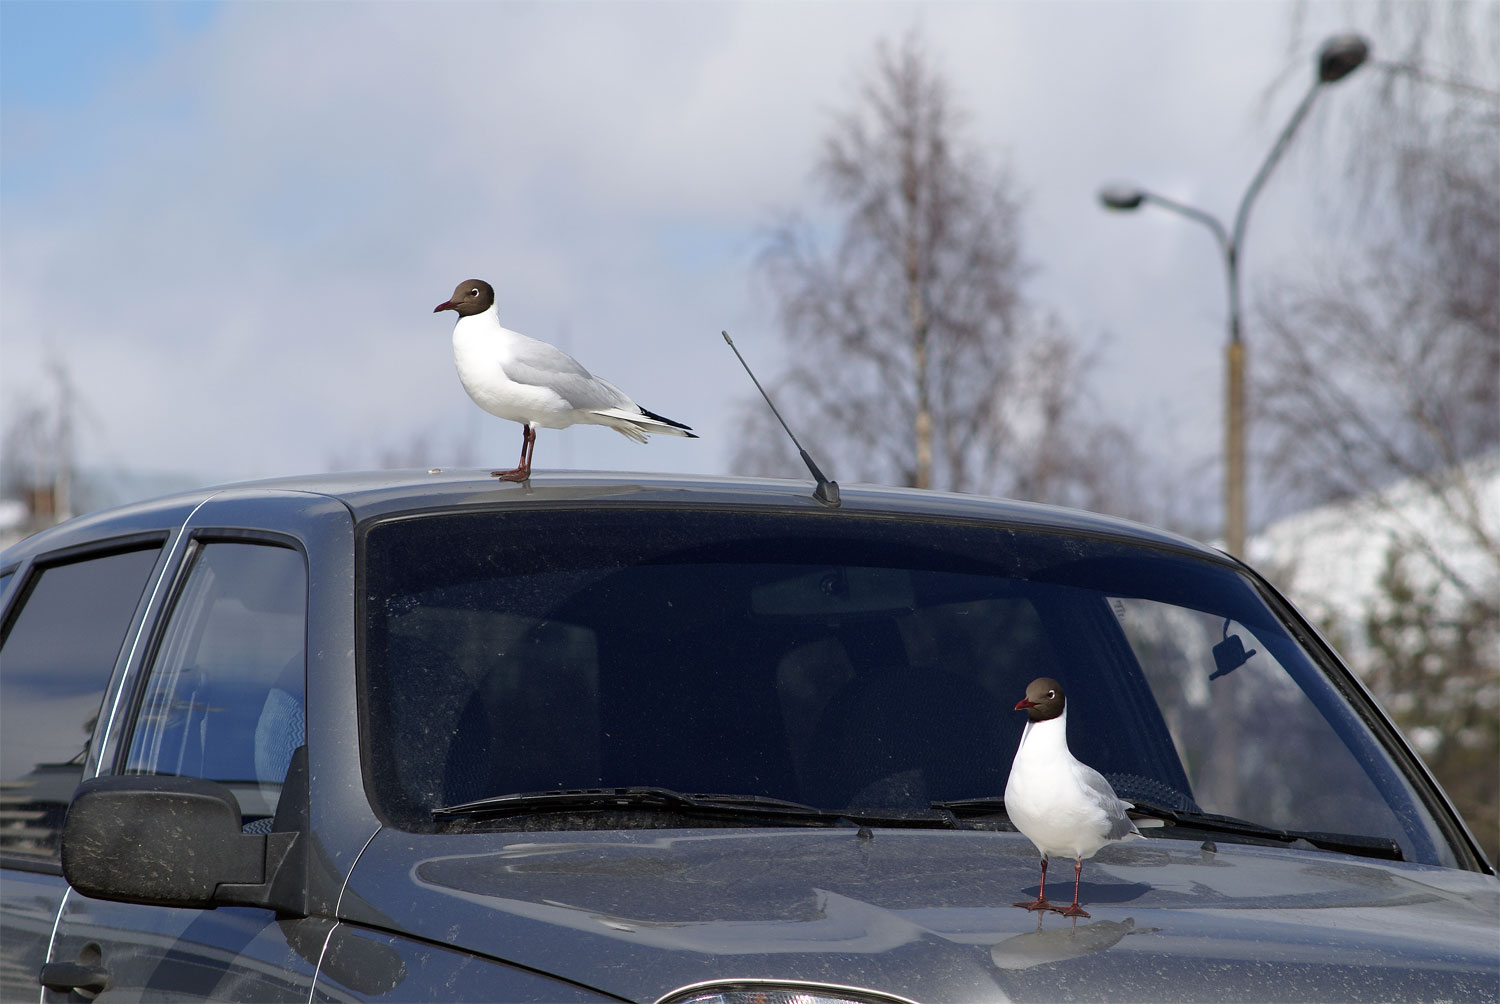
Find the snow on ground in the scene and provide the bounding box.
[1248,453,1500,663]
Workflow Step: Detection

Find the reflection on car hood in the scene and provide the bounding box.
[342,828,1500,1003]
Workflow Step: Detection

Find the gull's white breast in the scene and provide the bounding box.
[452,309,572,426]
[1004,711,1127,860]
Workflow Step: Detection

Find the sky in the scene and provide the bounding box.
[0,0,1474,524]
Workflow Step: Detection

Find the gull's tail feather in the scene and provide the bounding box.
[592,406,699,443]
[638,407,697,436]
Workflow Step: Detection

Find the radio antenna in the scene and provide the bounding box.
[721,330,839,507]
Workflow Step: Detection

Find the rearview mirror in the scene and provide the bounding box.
[61,774,299,911]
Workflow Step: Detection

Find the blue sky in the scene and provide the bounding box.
[2,3,209,201]
[3,2,216,105]
[1,0,1473,524]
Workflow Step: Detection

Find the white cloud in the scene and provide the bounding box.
[1,1,1411,500]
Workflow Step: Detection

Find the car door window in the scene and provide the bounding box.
[0,546,161,866]
[124,541,306,826]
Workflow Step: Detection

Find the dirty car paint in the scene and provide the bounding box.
[339,827,1500,1003]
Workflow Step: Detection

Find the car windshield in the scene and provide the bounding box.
[360,507,1453,865]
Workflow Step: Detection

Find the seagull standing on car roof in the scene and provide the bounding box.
[1004,677,1150,919]
[434,279,697,482]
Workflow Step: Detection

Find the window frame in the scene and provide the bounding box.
[0,533,169,874]
[111,529,310,788]
[349,501,1492,872]
[0,532,168,645]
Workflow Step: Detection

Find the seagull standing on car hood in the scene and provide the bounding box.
[434,279,697,482]
[1004,677,1147,918]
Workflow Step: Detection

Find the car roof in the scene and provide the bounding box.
[3,469,1225,564]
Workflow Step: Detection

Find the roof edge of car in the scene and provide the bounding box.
[5,469,1225,565]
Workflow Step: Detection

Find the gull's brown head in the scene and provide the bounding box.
[434,279,495,316]
[1015,677,1065,722]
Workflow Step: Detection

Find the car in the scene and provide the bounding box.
[1,469,1495,1003]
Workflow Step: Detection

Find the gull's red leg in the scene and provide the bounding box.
[1013,856,1055,912]
[492,425,535,481]
[1057,857,1091,919]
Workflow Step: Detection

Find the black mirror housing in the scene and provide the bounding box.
[61,774,301,913]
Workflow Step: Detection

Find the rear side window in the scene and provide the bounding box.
[125,541,307,828]
[0,546,161,866]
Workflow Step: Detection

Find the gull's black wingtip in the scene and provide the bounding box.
[639,407,696,435]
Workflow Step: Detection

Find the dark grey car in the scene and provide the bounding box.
[1,471,1495,1003]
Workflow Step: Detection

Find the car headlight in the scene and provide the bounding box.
[657,980,920,1004]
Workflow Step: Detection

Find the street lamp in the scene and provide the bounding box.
[1100,33,1369,557]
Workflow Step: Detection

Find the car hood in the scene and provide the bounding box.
[339,827,1500,1003]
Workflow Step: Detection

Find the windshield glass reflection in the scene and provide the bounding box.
[361,508,1450,865]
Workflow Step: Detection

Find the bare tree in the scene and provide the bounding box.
[1257,242,1498,608]
[740,32,1131,507]
[1258,1,1499,861]
[1258,2,1499,609]
[1,360,77,527]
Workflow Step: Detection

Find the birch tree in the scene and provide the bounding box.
[739,32,1132,508]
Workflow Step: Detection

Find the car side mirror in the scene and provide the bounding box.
[61,774,303,913]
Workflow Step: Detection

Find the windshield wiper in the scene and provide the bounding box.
[1126,802,1403,861]
[433,786,829,821]
[929,797,1014,823]
[932,796,1401,861]
[435,786,963,829]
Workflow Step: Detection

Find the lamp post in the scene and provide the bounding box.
[1100,33,1369,557]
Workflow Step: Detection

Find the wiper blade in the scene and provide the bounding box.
[1128,802,1403,861]
[434,786,820,818]
[929,796,1013,821]
[934,797,1400,861]
[435,786,963,829]
[434,786,835,823]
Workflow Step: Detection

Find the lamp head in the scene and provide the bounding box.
[1099,185,1146,211]
[1318,33,1370,83]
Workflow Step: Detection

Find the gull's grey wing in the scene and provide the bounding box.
[501,331,635,412]
[1077,762,1142,841]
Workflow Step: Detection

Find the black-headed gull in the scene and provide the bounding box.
[434,279,697,481]
[1004,677,1146,918]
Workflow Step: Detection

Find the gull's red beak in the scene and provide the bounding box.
[1015,698,1037,711]
[434,300,454,313]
